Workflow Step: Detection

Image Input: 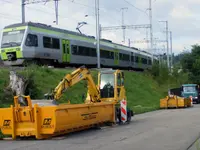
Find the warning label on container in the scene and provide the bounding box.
[81,112,98,120]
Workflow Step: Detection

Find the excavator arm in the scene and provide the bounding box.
[45,66,100,103]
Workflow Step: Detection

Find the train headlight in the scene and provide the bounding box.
[16,48,20,51]
[1,49,5,53]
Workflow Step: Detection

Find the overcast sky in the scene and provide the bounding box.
[0,0,200,55]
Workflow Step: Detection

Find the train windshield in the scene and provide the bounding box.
[183,86,196,93]
[1,30,25,48]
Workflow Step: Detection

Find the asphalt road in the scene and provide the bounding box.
[1,105,200,150]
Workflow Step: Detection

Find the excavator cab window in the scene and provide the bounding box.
[117,73,121,86]
[100,73,114,98]
[121,72,124,86]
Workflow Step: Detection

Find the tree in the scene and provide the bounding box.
[180,44,200,84]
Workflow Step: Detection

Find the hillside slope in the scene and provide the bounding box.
[0,66,167,114]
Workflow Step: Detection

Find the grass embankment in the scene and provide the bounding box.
[0,65,168,114]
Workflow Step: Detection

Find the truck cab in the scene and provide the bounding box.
[181,84,200,104]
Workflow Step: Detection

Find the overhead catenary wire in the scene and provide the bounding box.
[123,0,149,17]
[0,0,96,27]
[68,0,122,25]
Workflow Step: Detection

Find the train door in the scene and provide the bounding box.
[62,39,70,63]
[114,50,119,65]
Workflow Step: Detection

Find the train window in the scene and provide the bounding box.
[78,46,83,55]
[142,58,147,64]
[100,50,105,58]
[149,59,152,65]
[90,48,96,57]
[123,54,129,61]
[79,46,86,55]
[25,34,38,47]
[119,53,123,60]
[71,45,78,54]
[131,56,134,62]
[84,47,90,56]
[100,50,114,59]
[105,51,110,59]
[43,36,51,48]
[135,56,139,63]
[43,36,60,49]
[110,52,114,59]
[52,38,60,49]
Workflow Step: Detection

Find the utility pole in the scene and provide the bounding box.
[22,0,25,23]
[121,7,128,43]
[149,0,153,63]
[146,28,149,50]
[128,38,131,47]
[166,21,169,69]
[95,0,100,69]
[159,20,169,68]
[21,0,59,25]
[54,0,59,25]
[169,31,173,68]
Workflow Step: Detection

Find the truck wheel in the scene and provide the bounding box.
[126,108,132,123]
[197,99,200,104]
[115,107,122,124]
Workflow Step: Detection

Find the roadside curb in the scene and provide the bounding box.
[186,133,200,150]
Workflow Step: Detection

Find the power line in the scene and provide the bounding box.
[101,24,150,30]
[0,0,96,27]
[0,13,21,21]
[123,0,148,17]
[22,0,59,24]
[68,0,122,24]
[100,24,150,45]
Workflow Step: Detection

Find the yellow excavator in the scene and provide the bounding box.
[0,66,133,140]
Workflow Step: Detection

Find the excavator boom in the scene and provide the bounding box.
[45,66,100,103]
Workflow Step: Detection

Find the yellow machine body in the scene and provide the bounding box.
[160,95,191,108]
[0,67,133,140]
[0,96,115,139]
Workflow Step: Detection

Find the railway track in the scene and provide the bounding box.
[0,63,145,72]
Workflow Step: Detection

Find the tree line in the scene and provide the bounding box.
[147,44,200,88]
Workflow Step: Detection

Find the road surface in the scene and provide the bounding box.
[1,105,200,150]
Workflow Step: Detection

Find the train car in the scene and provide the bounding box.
[0,22,158,70]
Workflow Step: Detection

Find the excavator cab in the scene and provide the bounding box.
[98,69,133,123]
[98,69,126,104]
[99,71,115,98]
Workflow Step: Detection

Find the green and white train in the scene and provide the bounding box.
[0,22,158,69]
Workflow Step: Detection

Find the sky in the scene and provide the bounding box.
[0,0,200,55]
